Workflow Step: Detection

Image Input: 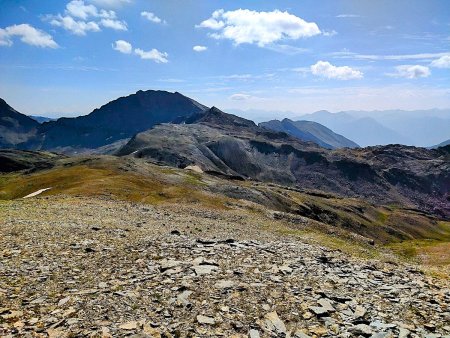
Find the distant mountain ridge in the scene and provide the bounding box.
[298,109,450,147]
[259,118,359,149]
[229,108,450,147]
[431,139,450,149]
[19,90,208,152]
[29,116,56,124]
[297,110,409,147]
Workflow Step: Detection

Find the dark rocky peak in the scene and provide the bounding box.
[34,90,209,150]
[0,98,39,129]
[187,106,257,129]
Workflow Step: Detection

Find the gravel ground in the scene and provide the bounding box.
[0,196,449,337]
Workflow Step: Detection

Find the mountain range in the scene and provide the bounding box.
[118,106,449,218]
[259,118,359,149]
[1,90,449,219]
[24,90,207,152]
[229,108,450,147]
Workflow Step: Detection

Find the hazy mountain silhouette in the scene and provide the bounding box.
[259,118,359,149]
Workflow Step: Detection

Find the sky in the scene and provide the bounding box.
[1,0,450,118]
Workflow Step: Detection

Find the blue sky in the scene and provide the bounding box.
[1,0,449,118]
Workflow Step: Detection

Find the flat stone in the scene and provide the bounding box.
[354,305,366,318]
[249,329,260,338]
[398,328,410,338]
[159,259,182,272]
[370,332,394,338]
[197,315,215,325]
[214,280,235,289]
[264,311,286,335]
[309,306,328,316]
[349,324,373,336]
[119,321,138,330]
[57,297,71,307]
[294,331,312,338]
[176,290,193,306]
[318,298,335,312]
[193,265,218,275]
[279,265,293,274]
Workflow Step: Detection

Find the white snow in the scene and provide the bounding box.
[23,188,52,198]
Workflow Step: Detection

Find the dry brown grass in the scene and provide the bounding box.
[0,164,229,210]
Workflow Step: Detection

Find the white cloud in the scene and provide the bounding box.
[112,39,132,54]
[141,11,165,24]
[88,0,131,8]
[98,9,117,19]
[100,18,127,30]
[311,61,363,80]
[390,65,430,79]
[336,14,362,18]
[430,55,450,68]
[193,45,207,52]
[50,15,100,36]
[332,51,450,61]
[222,85,450,113]
[47,0,126,35]
[66,0,98,20]
[134,48,168,63]
[230,93,252,100]
[264,44,309,55]
[197,9,321,47]
[0,23,58,48]
[322,30,337,37]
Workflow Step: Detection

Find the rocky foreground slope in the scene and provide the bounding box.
[1,196,449,338]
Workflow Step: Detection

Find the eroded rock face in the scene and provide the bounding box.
[0,196,448,337]
[119,108,450,218]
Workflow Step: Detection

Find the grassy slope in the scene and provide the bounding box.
[0,155,449,275]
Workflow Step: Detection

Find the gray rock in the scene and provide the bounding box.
[249,329,260,338]
[370,332,394,338]
[349,324,373,336]
[193,265,218,275]
[309,306,328,316]
[294,331,312,338]
[354,305,366,318]
[197,315,215,325]
[176,290,192,306]
[214,280,235,290]
[264,311,286,335]
[318,298,335,312]
[398,328,410,338]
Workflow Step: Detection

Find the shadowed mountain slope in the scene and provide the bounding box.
[259,118,359,149]
[27,90,208,152]
[0,98,40,148]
